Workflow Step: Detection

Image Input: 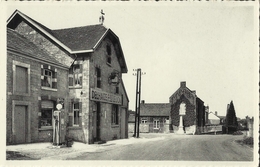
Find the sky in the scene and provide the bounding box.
[2,2,258,119]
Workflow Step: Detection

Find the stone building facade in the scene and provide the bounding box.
[7,10,129,145]
[169,82,206,134]
[139,101,170,133]
[129,82,206,134]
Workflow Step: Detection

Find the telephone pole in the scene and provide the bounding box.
[133,68,145,138]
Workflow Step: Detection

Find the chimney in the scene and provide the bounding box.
[180,81,186,88]
[141,100,145,104]
[215,111,217,116]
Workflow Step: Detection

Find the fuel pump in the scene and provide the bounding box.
[53,103,65,146]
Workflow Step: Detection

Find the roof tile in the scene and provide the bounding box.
[51,25,108,51]
[7,28,66,67]
[140,103,170,116]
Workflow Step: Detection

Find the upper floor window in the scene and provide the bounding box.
[41,65,57,90]
[13,60,30,95]
[69,64,82,87]
[95,67,101,88]
[42,69,52,87]
[106,45,111,64]
[115,86,119,94]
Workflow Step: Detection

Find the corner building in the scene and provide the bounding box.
[7,10,129,145]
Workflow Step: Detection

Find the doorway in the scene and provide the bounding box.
[96,102,101,141]
[14,105,28,144]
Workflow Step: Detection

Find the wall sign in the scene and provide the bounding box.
[90,88,122,105]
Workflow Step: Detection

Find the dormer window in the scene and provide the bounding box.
[106,45,111,64]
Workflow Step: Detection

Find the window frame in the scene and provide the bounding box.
[42,69,53,88]
[96,67,101,88]
[41,65,57,91]
[39,100,55,129]
[111,104,119,125]
[153,119,160,129]
[106,45,112,65]
[13,60,30,96]
[40,108,53,128]
[141,118,147,124]
[73,103,80,126]
[69,64,82,88]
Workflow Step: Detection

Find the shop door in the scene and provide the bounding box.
[14,105,28,144]
[96,102,101,141]
[120,108,126,139]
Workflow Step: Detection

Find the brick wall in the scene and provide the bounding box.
[87,37,128,143]
[7,52,69,145]
[14,21,73,67]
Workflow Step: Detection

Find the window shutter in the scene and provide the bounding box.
[69,102,73,126]
[79,64,83,86]
[41,67,44,86]
[52,69,57,89]
[38,112,42,128]
[79,102,82,127]
[68,67,73,86]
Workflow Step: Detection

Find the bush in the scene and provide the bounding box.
[233,130,243,135]
[243,137,253,146]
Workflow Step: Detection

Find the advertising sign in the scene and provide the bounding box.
[90,88,122,105]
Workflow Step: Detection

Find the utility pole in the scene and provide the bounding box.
[133,68,145,138]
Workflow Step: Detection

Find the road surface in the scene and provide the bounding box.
[68,134,253,161]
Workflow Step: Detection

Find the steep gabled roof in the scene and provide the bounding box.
[140,103,170,117]
[169,81,196,100]
[7,10,73,53]
[52,25,108,52]
[7,28,68,68]
[7,10,128,73]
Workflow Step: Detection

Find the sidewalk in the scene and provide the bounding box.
[6,134,167,160]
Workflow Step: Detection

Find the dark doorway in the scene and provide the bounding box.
[96,102,101,141]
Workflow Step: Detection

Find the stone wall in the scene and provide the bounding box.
[7,52,69,145]
[14,21,73,67]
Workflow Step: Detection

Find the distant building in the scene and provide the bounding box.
[169,82,206,134]
[129,81,207,134]
[139,101,170,133]
[207,112,220,125]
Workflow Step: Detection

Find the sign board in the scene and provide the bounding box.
[90,88,122,105]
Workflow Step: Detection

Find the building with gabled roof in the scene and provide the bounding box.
[7,10,129,145]
[169,81,206,134]
[138,101,170,133]
[129,82,206,134]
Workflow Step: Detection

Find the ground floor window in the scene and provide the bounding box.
[73,103,80,126]
[111,104,119,125]
[41,109,53,127]
[41,100,54,127]
[153,119,160,129]
[141,118,147,124]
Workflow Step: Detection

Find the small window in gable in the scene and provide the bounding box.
[95,67,101,88]
[106,45,111,64]
[41,65,57,90]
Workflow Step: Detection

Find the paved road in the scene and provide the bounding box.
[68,134,253,161]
